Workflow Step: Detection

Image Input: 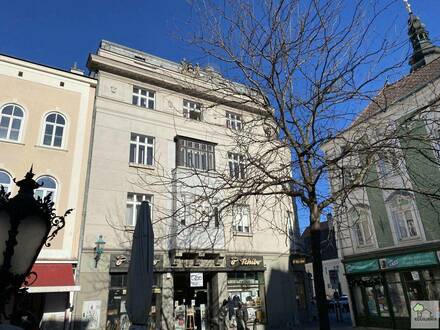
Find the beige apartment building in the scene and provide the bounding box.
[0,54,96,328]
[74,41,299,329]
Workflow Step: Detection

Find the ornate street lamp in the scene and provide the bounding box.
[94,235,106,268]
[0,168,71,324]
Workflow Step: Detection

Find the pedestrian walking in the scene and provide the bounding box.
[219,299,229,330]
[236,302,249,330]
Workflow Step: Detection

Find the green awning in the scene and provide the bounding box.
[385,251,439,269]
[345,259,379,274]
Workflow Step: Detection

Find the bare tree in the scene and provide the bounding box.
[145,1,440,329]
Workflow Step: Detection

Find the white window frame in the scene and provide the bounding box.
[129,133,155,166]
[34,176,58,202]
[0,104,25,142]
[389,195,420,241]
[0,170,12,193]
[42,112,66,148]
[132,87,155,109]
[226,111,242,130]
[232,205,251,233]
[183,100,202,121]
[228,152,245,179]
[126,193,153,227]
[350,209,374,248]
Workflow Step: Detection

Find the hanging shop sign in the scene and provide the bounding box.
[190,272,204,287]
[383,251,438,270]
[227,256,265,270]
[110,253,163,272]
[290,253,307,271]
[345,259,379,274]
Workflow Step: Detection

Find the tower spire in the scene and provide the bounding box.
[403,0,412,14]
[406,4,440,71]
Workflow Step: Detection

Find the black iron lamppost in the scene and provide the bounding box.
[0,168,71,324]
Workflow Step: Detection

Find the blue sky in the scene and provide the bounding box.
[1,0,439,231]
[1,0,439,73]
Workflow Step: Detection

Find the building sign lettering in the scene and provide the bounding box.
[227,256,264,270]
[110,254,163,272]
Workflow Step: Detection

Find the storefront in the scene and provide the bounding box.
[226,256,267,325]
[106,254,164,330]
[345,250,440,329]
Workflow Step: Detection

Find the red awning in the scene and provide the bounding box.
[26,263,77,292]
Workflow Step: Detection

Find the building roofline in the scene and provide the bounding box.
[0,53,97,86]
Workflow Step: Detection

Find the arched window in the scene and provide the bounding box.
[0,104,24,141]
[0,170,12,193]
[34,176,57,202]
[42,112,66,147]
[388,195,420,240]
[350,208,373,247]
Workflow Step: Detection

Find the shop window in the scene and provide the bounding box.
[353,286,365,316]
[401,271,425,301]
[422,269,440,300]
[385,272,408,317]
[227,272,265,323]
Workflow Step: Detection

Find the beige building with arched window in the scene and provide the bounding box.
[0,54,96,328]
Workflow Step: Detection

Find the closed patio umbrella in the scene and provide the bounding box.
[126,201,154,330]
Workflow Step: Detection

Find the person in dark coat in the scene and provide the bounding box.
[236,302,249,330]
[219,299,229,330]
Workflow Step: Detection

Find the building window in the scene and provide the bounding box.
[129,133,154,166]
[351,210,373,247]
[176,137,215,170]
[226,112,242,130]
[42,112,66,147]
[183,100,202,121]
[389,195,419,240]
[228,152,245,179]
[183,198,219,228]
[232,205,250,233]
[132,87,155,109]
[34,176,57,202]
[0,104,24,141]
[126,193,152,226]
[0,170,12,193]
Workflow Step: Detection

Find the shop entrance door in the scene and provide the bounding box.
[173,272,211,329]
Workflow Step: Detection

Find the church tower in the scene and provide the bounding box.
[404,0,440,71]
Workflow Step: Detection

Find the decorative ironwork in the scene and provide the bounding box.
[0,168,71,325]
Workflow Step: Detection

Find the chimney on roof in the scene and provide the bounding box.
[70,62,84,75]
[404,1,440,72]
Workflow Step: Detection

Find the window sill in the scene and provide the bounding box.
[124,225,135,232]
[0,139,24,146]
[129,162,155,170]
[233,231,253,237]
[398,236,421,243]
[35,144,68,152]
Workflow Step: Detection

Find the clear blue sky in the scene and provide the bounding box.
[1,0,439,73]
[1,0,439,231]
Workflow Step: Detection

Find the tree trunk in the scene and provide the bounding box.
[310,208,331,330]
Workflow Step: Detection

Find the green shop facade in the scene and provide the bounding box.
[344,248,440,329]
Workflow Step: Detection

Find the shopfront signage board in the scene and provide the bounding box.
[226,256,265,270]
[110,253,163,272]
[385,251,438,269]
[190,272,203,287]
[345,259,379,274]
